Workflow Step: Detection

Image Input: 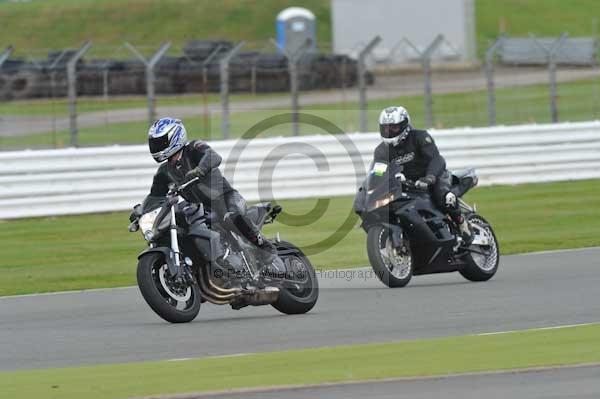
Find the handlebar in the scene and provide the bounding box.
[128,220,139,232]
[127,177,200,232]
[127,204,142,232]
[168,176,199,196]
[179,176,200,191]
[397,177,428,192]
[401,180,419,190]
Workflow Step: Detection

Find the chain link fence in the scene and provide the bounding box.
[0,35,598,150]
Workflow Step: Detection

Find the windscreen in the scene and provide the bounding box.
[355,161,404,214]
[367,162,391,192]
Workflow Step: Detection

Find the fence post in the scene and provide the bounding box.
[67,41,92,147]
[220,41,245,139]
[48,50,71,145]
[530,33,568,123]
[485,35,506,126]
[548,33,569,123]
[200,45,224,136]
[271,38,313,136]
[289,57,300,135]
[422,35,444,128]
[0,45,13,66]
[340,56,348,129]
[125,42,172,126]
[0,46,13,149]
[250,62,257,96]
[403,35,444,128]
[358,36,382,132]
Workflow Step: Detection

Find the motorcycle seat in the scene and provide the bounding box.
[450,168,479,197]
[451,168,475,182]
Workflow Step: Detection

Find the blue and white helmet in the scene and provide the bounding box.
[148,118,188,163]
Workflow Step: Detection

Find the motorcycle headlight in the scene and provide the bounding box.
[143,230,154,242]
[139,208,161,241]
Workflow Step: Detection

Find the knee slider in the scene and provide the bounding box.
[445,192,457,208]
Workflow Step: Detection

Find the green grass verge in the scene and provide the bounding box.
[1,179,599,296]
[1,324,599,399]
[0,0,332,54]
[476,0,600,50]
[0,0,596,55]
[0,92,286,117]
[3,76,600,150]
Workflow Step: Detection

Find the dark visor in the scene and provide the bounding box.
[149,134,169,154]
[380,119,409,138]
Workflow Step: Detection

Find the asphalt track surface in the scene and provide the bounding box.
[191,365,600,399]
[1,248,599,371]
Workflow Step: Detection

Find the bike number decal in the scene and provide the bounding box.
[372,162,388,176]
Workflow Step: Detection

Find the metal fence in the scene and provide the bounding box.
[0,35,599,151]
[2,120,600,219]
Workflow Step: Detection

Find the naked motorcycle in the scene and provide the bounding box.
[129,177,319,323]
[354,162,499,288]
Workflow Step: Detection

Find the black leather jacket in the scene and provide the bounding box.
[142,140,234,212]
[373,128,446,181]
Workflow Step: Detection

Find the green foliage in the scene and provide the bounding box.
[1,0,597,54]
[1,323,599,399]
[0,0,331,52]
[0,180,599,296]
[476,0,600,46]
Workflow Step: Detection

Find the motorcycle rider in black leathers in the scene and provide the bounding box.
[141,117,278,264]
[373,106,471,242]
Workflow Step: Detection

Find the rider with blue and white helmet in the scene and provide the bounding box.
[148,118,188,163]
[144,117,278,262]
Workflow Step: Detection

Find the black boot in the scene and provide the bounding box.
[253,233,277,265]
[231,212,278,265]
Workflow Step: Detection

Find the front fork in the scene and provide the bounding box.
[170,205,181,269]
[383,223,406,253]
[168,203,194,283]
[458,198,475,214]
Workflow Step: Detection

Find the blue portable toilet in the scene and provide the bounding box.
[276,7,316,55]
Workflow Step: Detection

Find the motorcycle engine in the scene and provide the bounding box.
[224,251,246,275]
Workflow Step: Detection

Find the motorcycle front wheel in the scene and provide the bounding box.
[137,252,201,323]
[367,225,413,288]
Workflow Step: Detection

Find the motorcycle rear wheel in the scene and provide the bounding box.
[271,241,319,314]
[459,214,500,282]
[137,253,201,323]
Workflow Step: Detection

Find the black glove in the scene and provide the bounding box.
[185,166,207,182]
[415,174,436,190]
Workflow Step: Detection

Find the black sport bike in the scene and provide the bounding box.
[354,162,499,288]
[129,178,318,323]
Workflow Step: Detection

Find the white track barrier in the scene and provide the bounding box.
[1,121,600,219]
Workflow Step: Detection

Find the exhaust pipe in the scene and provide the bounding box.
[195,263,280,308]
[196,266,237,304]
